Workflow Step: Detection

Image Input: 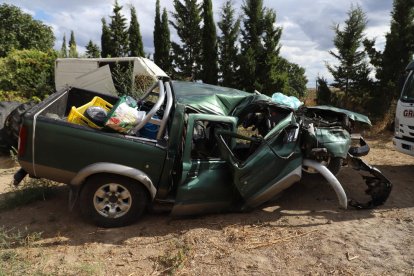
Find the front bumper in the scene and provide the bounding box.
[393,137,414,157]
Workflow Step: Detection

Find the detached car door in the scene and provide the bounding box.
[215,113,303,208]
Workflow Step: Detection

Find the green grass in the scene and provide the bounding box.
[0,226,44,275]
[0,251,32,276]
[156,239,191,275]
[0,226,42,249]
[71,263,103,276]
[0,178,58,211]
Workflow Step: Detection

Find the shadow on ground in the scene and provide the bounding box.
[0,163,412,249]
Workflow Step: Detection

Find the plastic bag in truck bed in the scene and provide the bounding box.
[105,96,146,134]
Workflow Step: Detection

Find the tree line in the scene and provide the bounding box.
[318,1,414,119]
[89,0,307,98]
[0,0,413,123]
[8,0,306,98]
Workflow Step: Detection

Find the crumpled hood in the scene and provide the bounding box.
[307,105,372,126]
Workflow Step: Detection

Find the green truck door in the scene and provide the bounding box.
[215,113,303,208]
[171,114,238,216]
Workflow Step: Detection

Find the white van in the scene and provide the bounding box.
[393,61,414,156]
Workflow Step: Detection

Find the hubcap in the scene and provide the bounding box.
[93,183,132,219]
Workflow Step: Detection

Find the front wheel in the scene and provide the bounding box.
[326,157,343,176]
[80,174,149,228]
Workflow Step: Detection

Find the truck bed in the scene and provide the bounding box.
[18,87,168,189]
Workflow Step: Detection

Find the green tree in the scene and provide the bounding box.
[238,0,265,91]
[109,0,129,57]
[68,30,78,58]
[257,8,284,95]
[170,0,202,80]
[238,1,288,95]
[363,38,382,70]
[218,0,240,88]
[379,0,414,99]
[0,49,57,99]
[327,5,371,106]
[362,0,414,117]
[60,34,68,58]
[86,40,101,58]
[159,8,172,73]
[101,18,112,58]
[0,4,54,57]
[201,0,218,84]
[316,76,332,105]
[129,6,144,57]
[279,58,308,97]
[153,0,162,65]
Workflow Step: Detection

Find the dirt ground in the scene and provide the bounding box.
[0,134,413,275]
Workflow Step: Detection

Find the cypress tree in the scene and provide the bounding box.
[86,40,101,58]
[109,0,128,57]
[159,8,171,73]
[238,0,265,91]
[326,5,371,106]
[153,0,162,65]
[60,34,67,58]
[379,0,414,98]
[201,0,218,84]
[129,6,144,57]
[257,8,283,95]
[218,0,240,88]
[170,0,202,80]
[68,30,78,58]
[101,18,112,57]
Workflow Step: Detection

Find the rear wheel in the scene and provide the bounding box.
[80,174,149,228]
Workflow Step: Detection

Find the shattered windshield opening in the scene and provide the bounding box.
[401,71,414,103]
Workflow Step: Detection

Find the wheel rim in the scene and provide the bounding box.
[93,183,132,219]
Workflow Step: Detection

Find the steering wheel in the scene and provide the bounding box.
[131,80,165,134]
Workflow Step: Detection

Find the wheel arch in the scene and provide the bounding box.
[70,162,157,200]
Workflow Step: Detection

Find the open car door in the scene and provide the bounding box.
[171,114,239,216]
[215,113,303,208]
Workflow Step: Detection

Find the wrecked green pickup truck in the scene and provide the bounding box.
[14,80,391,227]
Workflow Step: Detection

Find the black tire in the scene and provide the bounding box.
[80,174,149,228]
[4,101,36,148]
[327,157,343,176]
[0,101,21,153]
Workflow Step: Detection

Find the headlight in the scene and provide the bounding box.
[395,117,400,136]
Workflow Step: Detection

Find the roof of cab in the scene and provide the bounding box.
[172,81,251,115]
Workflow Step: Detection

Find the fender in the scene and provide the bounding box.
[70,162,157,199]
[303,159,348,209]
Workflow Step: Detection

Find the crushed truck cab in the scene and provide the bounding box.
[15,76,391,227]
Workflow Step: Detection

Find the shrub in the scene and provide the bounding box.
[0,49,57,99]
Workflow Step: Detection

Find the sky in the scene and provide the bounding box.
[3,0,393,87]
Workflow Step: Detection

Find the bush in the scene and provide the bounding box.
[316,77,332,105]
[0,49,57,99]
[0,90,28,102]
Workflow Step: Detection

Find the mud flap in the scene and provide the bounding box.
[346,154,392,209]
